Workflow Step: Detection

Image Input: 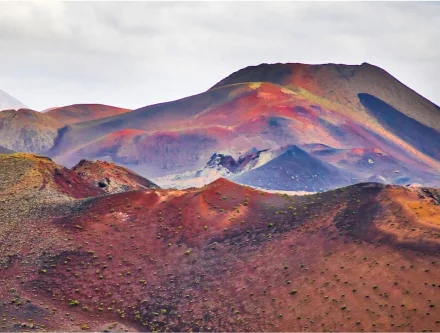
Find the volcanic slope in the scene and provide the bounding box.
[211,62,440,131]
[72,159,160,194]
[231,145,351,191]
[1,162,440,331]
[48,63,440,189]
[0,153,158,276]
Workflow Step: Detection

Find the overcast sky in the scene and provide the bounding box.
[0,1,439,111]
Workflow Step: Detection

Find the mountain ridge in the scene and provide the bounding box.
[45,103,131,124]
[2,62,440,192]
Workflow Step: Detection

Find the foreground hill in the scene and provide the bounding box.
[1,154,440,331]
[0,89,27,111]
[0,153,104,201]
[0,154,157,203]
[44,62,440,190]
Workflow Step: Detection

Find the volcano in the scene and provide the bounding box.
[27,62,439,191]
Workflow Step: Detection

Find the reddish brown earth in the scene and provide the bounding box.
[72,159,160,194]
[46,104,131,125]
[1,153,440,332]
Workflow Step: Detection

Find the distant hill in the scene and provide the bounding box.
[0,104,131,154]
[231,145,350,191]
[0,108,63,153]
[154,143,439,191]
[45,104,131,124]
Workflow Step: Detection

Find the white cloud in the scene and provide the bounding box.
[0,1,438,110]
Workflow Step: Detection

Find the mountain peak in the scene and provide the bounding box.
[210,61,387,90]
[0,89,27,111]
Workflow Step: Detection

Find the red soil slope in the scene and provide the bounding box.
[1,156,440,332]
